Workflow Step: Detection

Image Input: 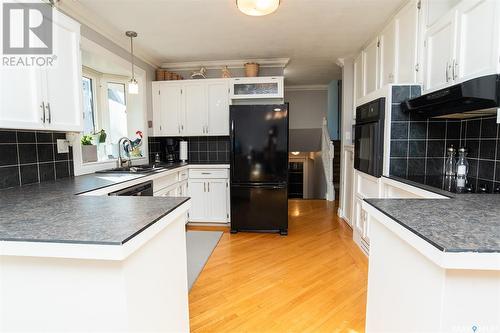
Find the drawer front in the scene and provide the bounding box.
[153,173,178,192]
[178,169,188,181]
[189,169,228,179]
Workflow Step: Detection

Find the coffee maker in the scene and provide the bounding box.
[165,138,177,163]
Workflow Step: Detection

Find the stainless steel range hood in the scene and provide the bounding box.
[404,75,500,119]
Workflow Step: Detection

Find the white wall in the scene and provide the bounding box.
[285,89,328,130]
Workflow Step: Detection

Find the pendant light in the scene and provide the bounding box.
[236,0,280,16]
[126,31,139,94]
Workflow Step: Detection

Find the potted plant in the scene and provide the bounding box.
[81,134,98,163]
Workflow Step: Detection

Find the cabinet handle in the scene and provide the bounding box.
[204,182,206,192]
[178,125,180,134]
[46,103,51,124]
[208,182,210,192]
[453,59,458,80]
[445,61,450,82]
[181,124,184,131]
[40,102,46,123]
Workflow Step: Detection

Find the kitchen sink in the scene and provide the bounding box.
[95,165,166,174]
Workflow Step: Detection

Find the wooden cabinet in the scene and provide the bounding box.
[0,8,82,131]
[423,0,499,92]
[152,79,230,136]
[363,38,380,96]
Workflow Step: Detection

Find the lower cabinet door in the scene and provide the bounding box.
[187,180,207,222]
[206,179,228,223]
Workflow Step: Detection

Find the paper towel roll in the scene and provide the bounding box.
[180,141,188,162]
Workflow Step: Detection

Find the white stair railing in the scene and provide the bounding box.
[321,118,335,201]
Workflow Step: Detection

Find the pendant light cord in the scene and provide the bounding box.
[130,36,135,80]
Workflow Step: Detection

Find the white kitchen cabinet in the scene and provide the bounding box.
[152,79,229,136]
[380,20,397,86]
[186,180,206,221]
[187,168,229,223]
[43,11,82,132]
[207,80,230,135]
[0,8,82,131]
[424,10,457,92]
[187,179,229,223]
[363,38,380,96]
[230,77,284,100]
[423,0,500,93]
[152,83,183,136]
[205,179,228,222]
[0,67,44,129]
[396,0,420,84]
[353,53,364,108]
[183,82,207,136]
[455,0,500,82]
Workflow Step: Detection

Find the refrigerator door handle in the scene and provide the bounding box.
[230,119,235,179]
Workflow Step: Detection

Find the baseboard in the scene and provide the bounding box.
[187,223,230,232]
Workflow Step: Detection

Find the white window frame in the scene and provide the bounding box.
[72,37,149,176]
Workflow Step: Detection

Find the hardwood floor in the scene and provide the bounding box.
[188,200,368,333]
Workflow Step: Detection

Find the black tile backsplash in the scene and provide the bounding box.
[389,85,500,193]
[148,136,230,164]
[0,130,74,190]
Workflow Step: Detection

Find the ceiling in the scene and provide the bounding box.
[74,0,406,85]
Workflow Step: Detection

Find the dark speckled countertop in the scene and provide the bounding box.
[0,164,190,245]
[365,177,500,253]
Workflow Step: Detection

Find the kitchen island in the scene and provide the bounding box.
[362,194,500,332]
[0,168,192,332]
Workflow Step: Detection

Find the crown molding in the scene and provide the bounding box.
[57,0,161,68]
[285,85,328,92]
[161,58,290,71]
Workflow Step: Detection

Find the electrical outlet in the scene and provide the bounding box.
[57,139,69,153]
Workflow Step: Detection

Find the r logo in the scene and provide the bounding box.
[2,2,53,54]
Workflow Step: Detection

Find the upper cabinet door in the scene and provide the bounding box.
[424,10,457,92]
[380,20,397,86]
[0,67,44,130]
[159,83,183,136]
[363,38,380,95]
[44,11,82,132]
[152,82,162,136]
[353,53,364,106]
[455,0,499,82]
[183,82,207,136]
[207,80,229,136]
[396,0,420,84]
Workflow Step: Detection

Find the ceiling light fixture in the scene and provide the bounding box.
[291,152,300,156]
[126,31,139,95]
[236,0,280,16]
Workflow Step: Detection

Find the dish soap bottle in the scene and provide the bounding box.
[444,146,456,192]
[456,148,469,193]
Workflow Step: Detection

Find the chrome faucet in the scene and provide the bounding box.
[117,137,132,169]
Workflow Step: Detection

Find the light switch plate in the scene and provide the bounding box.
[57,139,69,153]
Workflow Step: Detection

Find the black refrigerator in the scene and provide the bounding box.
[230,104,289,235]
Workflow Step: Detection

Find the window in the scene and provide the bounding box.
[82,76,96,134]
[107,82,128,143]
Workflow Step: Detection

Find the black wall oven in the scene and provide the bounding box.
[354,98,385,178]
